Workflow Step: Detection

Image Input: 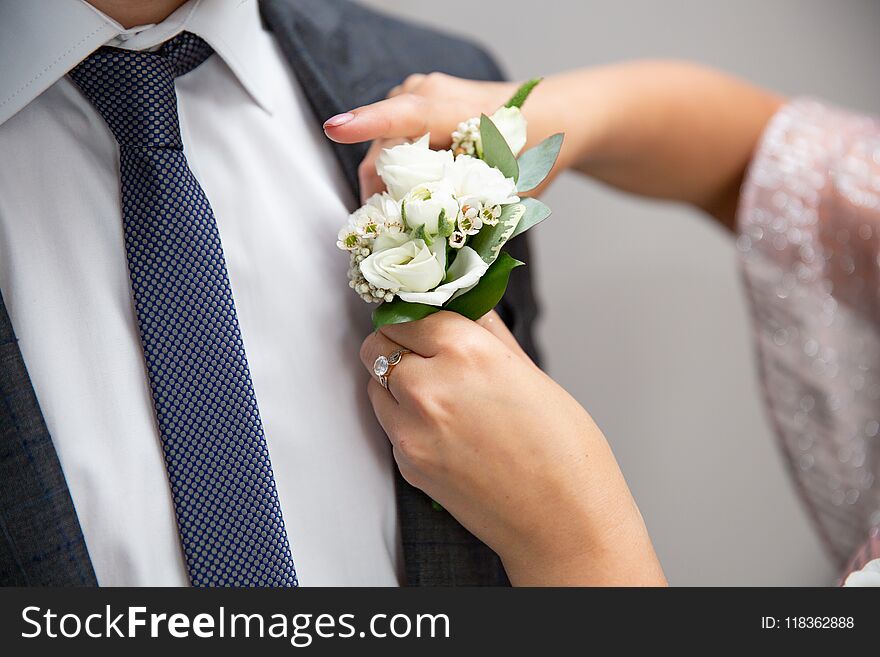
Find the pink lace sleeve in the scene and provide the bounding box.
[737,99,880,577]
[840,528,880,585]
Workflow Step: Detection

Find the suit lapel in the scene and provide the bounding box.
[0,292,96,586]
[261,0,510,586]
[259,0,369,193]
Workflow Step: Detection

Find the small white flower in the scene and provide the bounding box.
[457,203,483,235]
[364,192,404,233]
[480,203,502,226]
[336,225,361,251]
[449,230,467,249]
[337,192,405,252]
[461,203,480,221]
[376,134,454,200]
[351,205,382,239]
[451,117,481,157]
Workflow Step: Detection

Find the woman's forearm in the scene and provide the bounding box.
[529,61,784,228]
[325,60,783,224]
[502,481,668,587]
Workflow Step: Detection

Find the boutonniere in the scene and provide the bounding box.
[337,79,563,328]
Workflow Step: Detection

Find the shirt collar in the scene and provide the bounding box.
[0,0,273,127]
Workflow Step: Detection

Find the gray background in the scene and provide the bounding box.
[360,0,880,584]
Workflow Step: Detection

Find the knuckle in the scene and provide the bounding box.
[407,381,454,427]
[395,436,430,472]
[404,380,433,413]
[403,72,426,90]
[395,435,417,459]
[423,71,447,89]
[447,328,485,361]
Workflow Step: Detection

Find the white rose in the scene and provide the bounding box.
[372,230,411,253]
[444,155,519,208]
[398,243,489,306]
[488,105,527,156]
[360,237,446,294]
[376,134,454,200]
[402,181,459,236]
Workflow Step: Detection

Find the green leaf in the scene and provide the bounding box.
[370,253,526,328]
[505,78,542,109]
[372,298,439,329]
[444,252,524,320]
[516,133,564,193]
[437,208,454,237]
[479,114,519,181]
[467,203,525,264]
[510,197,552,240]
[413,223,432,246]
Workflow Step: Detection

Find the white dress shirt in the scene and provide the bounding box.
[0,0,402,586]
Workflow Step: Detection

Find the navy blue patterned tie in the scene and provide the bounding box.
[69,32,298,587]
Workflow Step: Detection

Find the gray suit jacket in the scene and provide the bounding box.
[0,0,540,587]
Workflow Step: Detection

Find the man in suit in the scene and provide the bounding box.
[0,0,539,586]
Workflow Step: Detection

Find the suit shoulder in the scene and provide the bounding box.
[346,1,505,81]
[262,0,505,82]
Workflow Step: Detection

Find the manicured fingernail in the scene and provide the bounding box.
[324,112,354,128]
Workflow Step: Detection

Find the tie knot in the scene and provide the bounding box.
[69,32,213,149]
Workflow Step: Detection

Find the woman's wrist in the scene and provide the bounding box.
[500,505,666,586]
[494,441,667,586]
[525,61,782,227]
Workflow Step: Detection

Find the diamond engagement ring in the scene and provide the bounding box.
[373,349,411,389]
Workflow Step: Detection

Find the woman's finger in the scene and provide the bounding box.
[366,378,401,441]
[379,311,476,357]
[476,310,535,365]
[360,329,424,401]
[400,73,426,93]
[386,73,428,100]
[358,163,385,203]
[325,94,472,146]
[324,94,430,144]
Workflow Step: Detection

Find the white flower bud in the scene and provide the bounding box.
[449,230,467,249]
[401,181,459,236]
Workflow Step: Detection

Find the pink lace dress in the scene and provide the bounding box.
[737,99,880,582]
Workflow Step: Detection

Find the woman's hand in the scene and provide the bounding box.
[324,73,520,201]
[326,63,782,226]
[360,311,665,586]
